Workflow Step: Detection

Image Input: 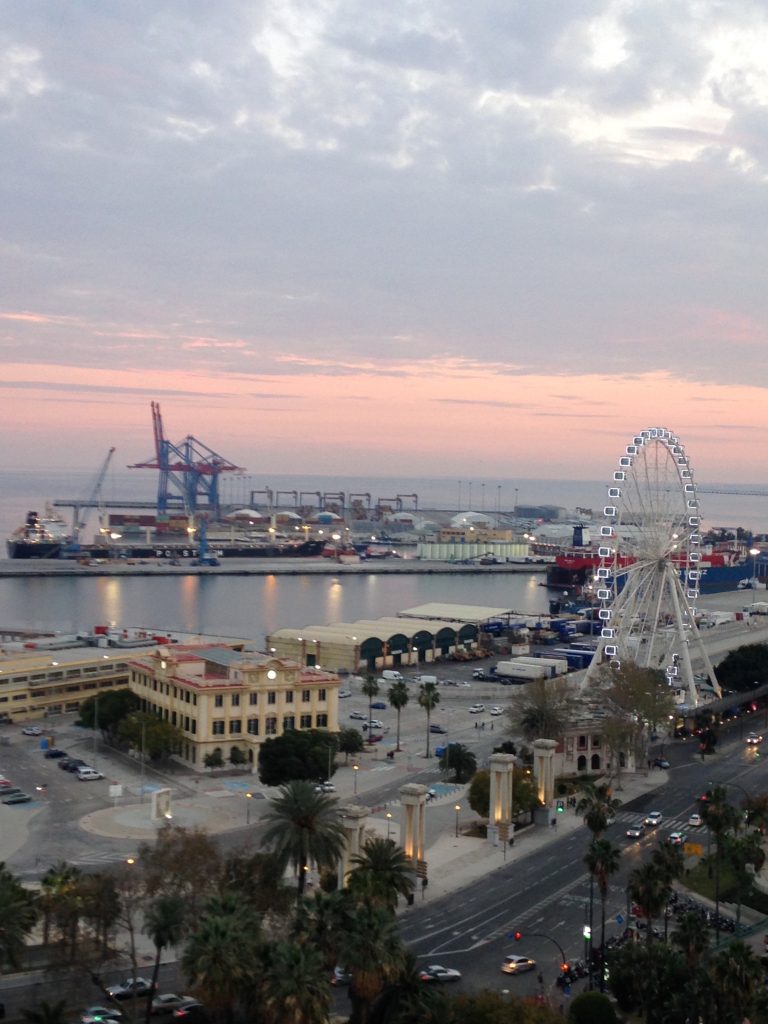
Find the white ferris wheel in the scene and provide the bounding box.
[583,427,720,706]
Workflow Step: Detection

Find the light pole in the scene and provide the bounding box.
[386,810,392,840]
[750,547,760,589]
[454,803,461,838]
[245,791,253,825]
[353,763,359,795]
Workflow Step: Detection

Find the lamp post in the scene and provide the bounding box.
[386,811,392,840]
[454,803,461,838]
[245,791,253,825]
[750,547,760,589]
[353,763,359,795]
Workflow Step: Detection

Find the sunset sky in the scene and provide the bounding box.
[3,1,768,484]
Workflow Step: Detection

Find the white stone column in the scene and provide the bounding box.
[399,783,429,866]
[487,753,516,846]
[532,738,558,807]
[337,803,369,888]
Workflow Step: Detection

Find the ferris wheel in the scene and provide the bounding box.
[583,427,720,706]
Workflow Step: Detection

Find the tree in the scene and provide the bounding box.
[576,782,621,837]
[387,681,409,752]
[362,675,380,744]
[467,770,490,818]
[713,643,768,691]
[20,1001,69,1024]
[222,851,294,917]
[592,662,675,733]
[229,746,247,766]
[142,893,186,1024]
[707,941,764,1022]
[335,903,406,1024]
[258,729,338,787]
[77,689,140,741]
[203,749,224,770]
[584,838,620,990]
[117,712,183,760]
[438,742,476,783]
[78,871,121,954]
[182,902,260,1024]
[506,679,573,741]
[0,863,38,970]
[346,838,415,912]
[338,727,364,764]
[257,939,332,1024]
[600,715,640,791]
[40,861,82,951]
[260,780,346,897]
[671,911,710,969]
[292,888,357,973]
[467,767,537,821]
[628,861,668,948]
[369,951,449,1024]
[417,682,440,757]
[568,991,617,1024]
[138,826,222,919]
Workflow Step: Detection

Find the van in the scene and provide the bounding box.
[417,675,437,685]
[381,670,404,682]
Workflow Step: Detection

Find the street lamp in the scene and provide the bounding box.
[454,803,461,838]
[245,791,253,825]
[750,548,760,589]
[386,811,392,840]
[353,763,359,795]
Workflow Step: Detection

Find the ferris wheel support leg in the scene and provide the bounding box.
[643,571,668,671]
[668,577,700,706]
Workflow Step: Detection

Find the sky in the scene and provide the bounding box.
[3,0,768,484]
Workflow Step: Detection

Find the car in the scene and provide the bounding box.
[330,966,352,987]
[338,689,352,699]
[59,757,82,770]
[455,681,472,688]
[668,831,686,846]
[171,1003,209,1023]
[653,757,671,769]
[65,759,88,772]
[0,778,15,789]
[747,732,763,746]
[501,954,536,974]
[429,724,448,734]
[469,703,485,714]
[644,811,663,827]
[688,813,703,828]
[1,791,31,804]
[80,1007,124,1024]
[44,748,66,759]
[472,669,486,679]
[418,964,462,983]
[107,978,155,1001]
[78,767,104,781]
[362,720,384,730]
[489,706,504,716]
[314,781,335,793]
[626,823,645,839]
[371,701,387,710]
[21,726,43,736]
[151,995,197,1016]
[349,711,367,721]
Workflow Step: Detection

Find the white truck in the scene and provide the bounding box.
[494,659,548,684]
[511,656,569,677]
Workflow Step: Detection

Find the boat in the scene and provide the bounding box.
[6,509,71,559]
[546,548,753,594]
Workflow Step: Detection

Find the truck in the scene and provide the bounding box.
[514,656,569,677]
[494,660,548,684]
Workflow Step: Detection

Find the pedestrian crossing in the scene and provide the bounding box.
[613,809,700,833]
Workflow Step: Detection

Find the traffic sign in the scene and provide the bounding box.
[616,913,624,925]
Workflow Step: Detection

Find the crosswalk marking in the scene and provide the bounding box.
[613,810,700,832]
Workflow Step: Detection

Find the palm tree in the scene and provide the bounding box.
[292,888,357,972]
[0,863,38,970]
[707,940,763,1022]
[671,911,710,969]
[336,903,406,1024]
[576,782,621,837]
[584,838,621,990]
[387,681,409,752]
[650,841,684,941]
[347,838,415,912]
[369,951,448,1024]
[628,861,668,948]
[260,780,346,897]
[258,939,331,1024]
[361,675,380,744]
[700,785,741,939]
[507,678,573,741]
[438,742,476,783]
[20,1001,68,1024]
[143,893,187,1024]
[182,907,260,1024]
[40,860,82,951]
[418,682,440,758]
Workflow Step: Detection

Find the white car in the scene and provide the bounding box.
[338,689,352,699]
[469,703,485,714]
[747,732,763,746]
[668,831,686,846]
[77,767,103,781]
[418,964,462,983]
[489,706,504,716]
[349,711,367,721]
[501,954,536,974]
[688,813,703,828]
[21,726,43,736]
[362,720,384,730]
[644,811,663,827]
[314,781,335,793]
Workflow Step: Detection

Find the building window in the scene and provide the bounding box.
[232,694,240,707]
[212,720,225,735]
[318,688,326,701]
[577,735,587,750]
[592,735,601,748]
[302,689,311,703]
[184,716,190,731]
[591,753,601,771]
[577,755,587,771]
[285,690,294,704]
[249,693,258,706]
[247,718,259,735]
[300,714,312,728]
[265,716,277,736]
[229,720,242,735]
[214,695,223,708]
[316,714,328,727]
[191,720,197,734]
[284,715,295,730]
[267,691,276,705]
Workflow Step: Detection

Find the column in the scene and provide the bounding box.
[487,753,516,846]
[337,803,369,888]
[532,738,558,816]
[399,783,429,866]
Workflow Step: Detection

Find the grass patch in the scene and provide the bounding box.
[684,857,768,913]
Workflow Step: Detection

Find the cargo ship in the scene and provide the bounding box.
[546,548,753,594]
[6,510,324,561]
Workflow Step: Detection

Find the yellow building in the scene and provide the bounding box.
[129,646,340,770]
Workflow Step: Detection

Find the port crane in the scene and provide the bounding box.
[130,402,242,519]
[70,447,116,544]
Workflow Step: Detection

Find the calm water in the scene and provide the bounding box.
[0,571,550,646]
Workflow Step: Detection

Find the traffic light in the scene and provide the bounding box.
[556,798,565,813]
[583,924,592,941]
[560,962,569,974]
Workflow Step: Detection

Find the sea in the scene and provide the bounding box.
[1,468,767,646]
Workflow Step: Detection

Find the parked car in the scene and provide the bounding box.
[469,703,485,714]
[107,978,155,1001]
[429,724,448,734]
[338,689,351,699]
[59,757,81,770]
[644,811,663,827]
[21,726,43,736]
[501,955,536,974]
[653,757,671,769]
[78,767,104,781]
[1,791,31,804]
[489,706,504,716]
[349,711,367,721]
[65,759,88,772]
[418,964,462,983]
[362,719,384,730]
[44,748,67,759]
[81,1007,123,1024]
[314,781,335,793]
[151,995,197,1016]
[171,1003,208,1022]
[471,670,486,680]
[371,701,387,710]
